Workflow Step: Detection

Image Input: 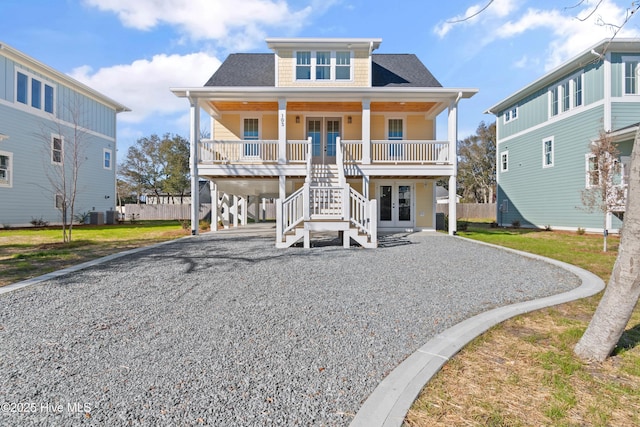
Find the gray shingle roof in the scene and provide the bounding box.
[372,54,441,87]
[203,53,441,88]
[204,54,275,87]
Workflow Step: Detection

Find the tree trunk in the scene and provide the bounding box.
[575,130,640,362]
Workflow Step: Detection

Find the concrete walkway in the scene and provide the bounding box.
[0,227,603,426]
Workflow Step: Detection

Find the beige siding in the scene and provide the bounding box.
[286,114,305,140]
[214,115,241,140]
[415,181,434,228]
[262,114,278,139]
[343,115,362,139]
[276,49,370,87]
[407,115,435,140]
[371,115,386,139]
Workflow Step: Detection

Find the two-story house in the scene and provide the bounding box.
[0,42,129,227]
[172,38,477,247]
[486,39,639,233]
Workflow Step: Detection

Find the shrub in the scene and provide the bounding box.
[490,221,498,228]
[511,220,521,228]
[30,217,49,227]
[199,219,211,232]
[544,224,553,231]
[577,227,585,235]
[457,220,469,231]
[73,211,90,225]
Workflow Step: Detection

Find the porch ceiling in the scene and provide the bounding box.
[209,100,438,113]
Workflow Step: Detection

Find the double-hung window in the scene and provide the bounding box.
[586,154,599,187]
[500,151,509,172]
[16,70,55,114]
[542,137,554,168]
[243,118,260,158]
[296,52,312,80]
[336,52,351,80]
[624,57,640,94]
[316,52,331,80]
[0,151,12,187]
[295,50,352,82]
[549,73,583,117]
[52,135,63,164]
[103,149,112,170]
[388,118,403,158]
[504,106,518,123]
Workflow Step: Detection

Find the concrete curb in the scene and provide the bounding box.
[0,236,195,296]
[350,237,606,427]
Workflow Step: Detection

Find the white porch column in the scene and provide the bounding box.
[242,196,248,226]
[233,195,239,227]
[279,175,286,201]
[210,180,218,232]
[278,98,287,164]
[188,94,200,235]
[448,93,461,235]
[362,99,371,164]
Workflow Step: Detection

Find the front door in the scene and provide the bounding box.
[378,183,414,229]
[308,117,340,164]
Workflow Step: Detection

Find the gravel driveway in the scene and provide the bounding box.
[0,230,580,426]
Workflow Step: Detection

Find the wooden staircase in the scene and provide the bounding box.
[276,163,377,249]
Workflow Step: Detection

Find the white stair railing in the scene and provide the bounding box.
[278,186,305,237]
[305,136,312,184]
[336,137,346,186]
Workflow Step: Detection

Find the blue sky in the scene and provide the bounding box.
[2,0,640,154]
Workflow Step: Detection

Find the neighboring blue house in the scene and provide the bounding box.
[0,42,128,227]
[486,39,638,233]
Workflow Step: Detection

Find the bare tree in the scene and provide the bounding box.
[581,130,626,251]
[40,94,89,242]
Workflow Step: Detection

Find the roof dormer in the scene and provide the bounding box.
[266,38,382,88]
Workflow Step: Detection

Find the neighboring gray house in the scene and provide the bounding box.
[172,37,477,247]
[0,42,128,227]
[486,39,638,233]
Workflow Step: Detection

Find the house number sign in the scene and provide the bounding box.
[281,114,285,127]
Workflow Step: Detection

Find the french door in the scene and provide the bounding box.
[378,183,414,228]
[307,117,340,164]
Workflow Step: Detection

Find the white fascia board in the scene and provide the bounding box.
[485,38,640,116]
[171,86,478,102]
[0,42,130,113]
[266,38,382,51]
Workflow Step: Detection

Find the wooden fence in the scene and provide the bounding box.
[124,204,212,221]
[436,203,496,220]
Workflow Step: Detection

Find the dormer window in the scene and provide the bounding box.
[296,51,311,80]
[295,50,353,82]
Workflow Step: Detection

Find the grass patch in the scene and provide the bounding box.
[406,222,640,427]
[0,220,194,286]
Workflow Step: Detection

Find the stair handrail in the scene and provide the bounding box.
[336,137,346,186]
[281,185,306,235]
[349,187,370,234]
[305,136,312,184]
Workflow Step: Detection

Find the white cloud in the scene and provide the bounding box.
[83,0,312,49]
[70,52,221,124]
[434,0,518,38]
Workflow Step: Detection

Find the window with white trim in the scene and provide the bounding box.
[624,57,640,94]
[549,73,583,117]
[294,51,353,82]
[55,193,65,209]
[243,118,260,158]
[16,70,55,114]
[103,149,112,170]
[504,106,518,123]
[0,151,12,187]
[585,153,599,187]
[388,118,403,158]
[52,135,63,164]
[500,151,509,172]
[542,137,554,168]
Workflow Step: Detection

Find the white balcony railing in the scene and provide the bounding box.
[199,140,310,164]
[199,139,450,165]
[371,140,450,163]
